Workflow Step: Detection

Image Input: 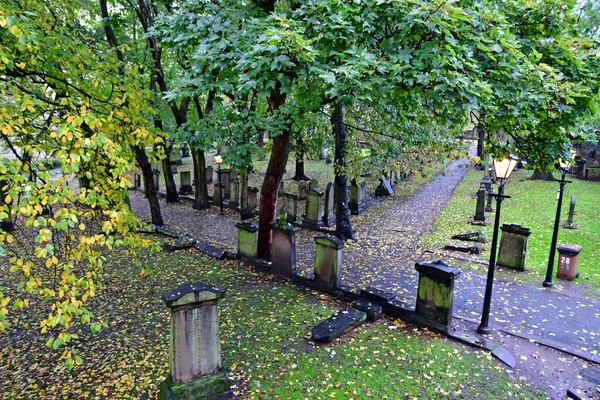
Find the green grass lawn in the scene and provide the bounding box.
[420,168,600,294]
[0,247,543,399]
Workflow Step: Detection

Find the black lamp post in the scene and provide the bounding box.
[214,153,224,215]
[478,156,518,335]
[543,155,574,287]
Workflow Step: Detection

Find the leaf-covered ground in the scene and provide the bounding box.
[0,248,544,399]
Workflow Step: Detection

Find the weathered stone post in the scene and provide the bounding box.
[349,179,366,215]
[213,183,223,206]
[297,182,308,200]
[134,172,141,189]
[496,224,532,271]
[413,260,461,333]
[229,179,240,208]
[236,221,258,265]
[269,209,299,278]
[153,168,161,192]
[471,184,486,225]
[218,168,231,199]
[562,194,577,229]
[314,236,344,291]
[485,185,494,213]
[322,182,335,227]
[302,188,324,230]
[576,158,587,180]
[247,187,259,211]
[159,283,230,400]
[205,165,214,183]
[281,193,298,223]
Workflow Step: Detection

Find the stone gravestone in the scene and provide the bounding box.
[213,183,223,206]
[178,170,194,195]
[247,187,259,211]
[388,169,395,186]
[562,194,577,229]
[485,185,494,213]
[281,193,298,223]
[218,168,231,199]
[314,236,344,291]
[576,158,587,179]
[496,224,532,271]
[269,209,299,278]
[302,188,325,230]
[471,184,486,225]
[297,182,308,200]
[413,260,461,333]
[134,172,141,189]
[153,168,160,192]
[322,183,336,227]
[229,170,239,181]
[170,146,182,165]
[205,165,213,183]
[349,179,366,215]
[309,179,319,191]
[236,222,258,265]
[159,283,230,400]
[451,230,487,243]
[229,179,240,208]
[375,176,393,196]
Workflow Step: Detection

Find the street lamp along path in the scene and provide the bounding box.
[477,155,518,335]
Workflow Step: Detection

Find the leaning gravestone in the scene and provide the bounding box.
[349,179,366,215]
[302,188,325,230]
[375,176,393,196]
[562,194,578,229]
[322,183,336,227]
[269,209,299,278]
[314,236,344,291]
[159,283,230,400]
[413,260,461,333]
[471,184,486,225]
[496,224,532,271]
[281,193,298,223]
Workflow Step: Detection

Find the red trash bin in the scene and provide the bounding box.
[556,244,582,281]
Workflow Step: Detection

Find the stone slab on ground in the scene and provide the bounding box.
[383,299,415,319]
[193,241,225,260]
[156,225,181,238]
[351,299,383,322]
[444,242,481,254]
[173,234,196,250]
[311,308,367,343]
[360,286,396,306]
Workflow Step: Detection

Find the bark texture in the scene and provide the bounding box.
[332,102,354,241]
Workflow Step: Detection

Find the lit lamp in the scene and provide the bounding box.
[478,155,517,335]
[543,152,574,287]
[214,153,224,215]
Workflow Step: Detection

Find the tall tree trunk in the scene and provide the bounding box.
[133,145,163,225]
[161,154,179,203]
[192,149,210,210]
[292,137,310,181]
[529,169,555,180]
[332,102,354,241]
[257,83,290,259]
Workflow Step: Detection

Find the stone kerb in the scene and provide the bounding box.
[159,282,230,399]
[496,223,532,271]
[413,260,461,333]
[269,212,299,278]
[236,222,258,265]
[314,236,344,291]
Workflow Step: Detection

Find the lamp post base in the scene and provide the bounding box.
[542,280,553,288]
[477,325,491,335]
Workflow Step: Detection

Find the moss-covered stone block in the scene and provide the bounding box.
[159,372,232,400]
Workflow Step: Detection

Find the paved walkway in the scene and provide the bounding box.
[130,149,600,397]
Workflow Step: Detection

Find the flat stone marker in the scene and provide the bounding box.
[496,224,531,271]
[359,286,396,306]
[159,283,231,399]
[174,234,196,250]
[351,299,382,322]
[311,308,366,343]
[413,260,461,333]
[199,244,225,260]
[444,242,481,254]
[451,230,487,243]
